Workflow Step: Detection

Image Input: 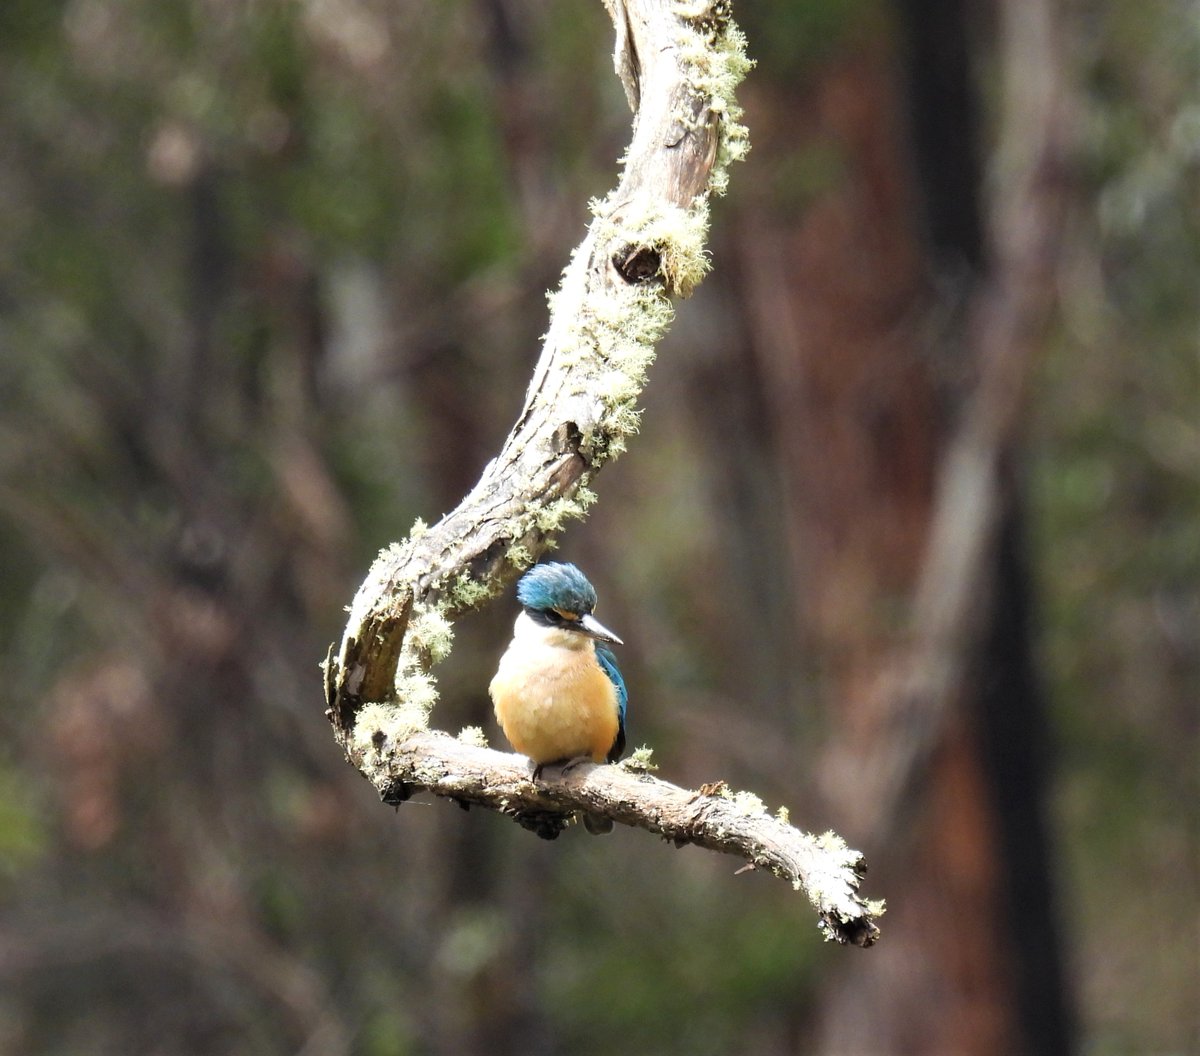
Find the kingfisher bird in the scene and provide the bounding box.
[489,562,627,786]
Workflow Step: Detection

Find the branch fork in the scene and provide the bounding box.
[323,0,882,948]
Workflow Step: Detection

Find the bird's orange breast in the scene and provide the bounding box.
[490,641,619,766]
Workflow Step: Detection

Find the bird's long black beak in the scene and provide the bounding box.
[579,613,623,645]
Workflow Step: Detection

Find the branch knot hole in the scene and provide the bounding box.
[613,244,662,284]
[551,420,584,455]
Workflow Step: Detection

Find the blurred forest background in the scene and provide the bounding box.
[0,0,1196,1053]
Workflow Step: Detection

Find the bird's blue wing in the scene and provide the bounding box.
[595,644,627,763]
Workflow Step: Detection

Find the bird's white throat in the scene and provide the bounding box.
[512,610,593,651]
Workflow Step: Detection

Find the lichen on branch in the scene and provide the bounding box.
[326,0,752,736]
[347,726,883,948]
[322,2,884,946]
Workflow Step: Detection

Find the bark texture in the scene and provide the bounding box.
[354,727,880,947]
[323,1,883,947]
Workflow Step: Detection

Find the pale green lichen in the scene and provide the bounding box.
[346,4,752,741]
[552,206,690,461]
[732,790,766,815]
[392,667,438,726]
[506,542,534,570]
[390,598,454,725]
[533,488,597,534]
[447,572,492,611]
[623,745,658,772]
[775,805,790,825]
[457,725,490,748]
[676,8,753,197]
[815,829,850,854]
[590,200,711,299]
[557,273,676,464]
[405,604,455,665]
[596,366,643,409]
[718,786,768,816]
[354,700,427,754]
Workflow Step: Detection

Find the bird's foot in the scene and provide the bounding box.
[529,755,597,783]
[559,754,596,775]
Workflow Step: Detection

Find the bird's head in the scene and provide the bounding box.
[516,562,623,645]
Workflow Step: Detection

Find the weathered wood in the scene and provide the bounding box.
[325,0,750,747]
[350,724,881,948]
[323,1,883,946]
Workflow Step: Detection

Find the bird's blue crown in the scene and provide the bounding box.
[516,562,598,615]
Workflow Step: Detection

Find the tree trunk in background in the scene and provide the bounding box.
[730,4,1074,1053]
[737,43,1015,1053]
[975,487,1074,1056]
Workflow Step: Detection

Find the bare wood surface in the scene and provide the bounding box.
[352,725,881,948]
[323,0,883,947]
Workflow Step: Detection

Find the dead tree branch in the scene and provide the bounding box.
[323,0,882,948]
[355,727,881,948]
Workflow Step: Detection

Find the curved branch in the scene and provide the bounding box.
[350,722,881,948]
[323,1,883,946]
[325,0,750,741]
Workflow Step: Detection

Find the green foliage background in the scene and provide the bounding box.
[0,0,1195,1053]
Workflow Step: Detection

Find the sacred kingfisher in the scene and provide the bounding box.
[489,562,627,784]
